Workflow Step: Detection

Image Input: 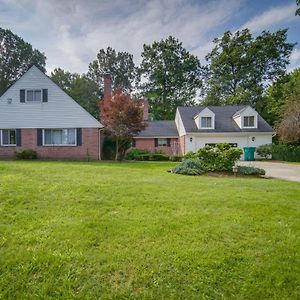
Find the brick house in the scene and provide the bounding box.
[0,66,103,160]
[101,73,274,159]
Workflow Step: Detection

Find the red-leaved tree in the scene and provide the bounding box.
[100,90,147,160]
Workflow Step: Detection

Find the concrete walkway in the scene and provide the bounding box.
[238,161,300,183]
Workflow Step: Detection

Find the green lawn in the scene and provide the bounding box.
[0,161,299,299]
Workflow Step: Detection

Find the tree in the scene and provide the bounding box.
[100,91,146,160]
[296,0,300,16]
[87,47,137,93]
[259,68,300,126]
[203,29,295,107]
[277,100,300,143]
[51,68,100,119]
[139,36,202,120]
[0,28,46,96]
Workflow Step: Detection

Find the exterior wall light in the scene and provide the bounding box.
[190,137,193,142]
[252,137,255,142]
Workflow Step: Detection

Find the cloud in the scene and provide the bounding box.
[288,48,300,72]
[239,2,297,33]
[0,0,242,73]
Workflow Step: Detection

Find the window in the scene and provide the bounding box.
[244,116,255,127]
[131,139,136,147]
[43,129,76,146]
[205,143,238,148]
[27,90,42,102]
[201,117,212,128]
[1,129,16,146]
[157,138,168,147]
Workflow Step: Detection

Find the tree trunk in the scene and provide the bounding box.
[115,138,119,161]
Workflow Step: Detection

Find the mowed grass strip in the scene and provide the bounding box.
[0,161,299,299]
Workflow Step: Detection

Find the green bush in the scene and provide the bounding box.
[126,149,150,160]
[15,149,38,160]
[184,151,197,159]
[196,143,243,171]
[272,143,300,162]
[237,166,266,176]
[256,144,272,159]
[169,156,182,162]
[150,153,169,161]
[171,158,205,176]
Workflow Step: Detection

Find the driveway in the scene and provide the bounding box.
[238,161,300,182]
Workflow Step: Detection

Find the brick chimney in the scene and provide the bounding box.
[142,98,149,121]
[103,73,112,102]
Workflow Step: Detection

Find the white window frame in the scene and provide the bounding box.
[157,138,168,147]
[243,116,255,128]
[26,89,42,102]
[1,129,16,146]
[200,116,213,129]
[42,128,77,146]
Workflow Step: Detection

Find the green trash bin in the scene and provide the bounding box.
[244,147,256,161]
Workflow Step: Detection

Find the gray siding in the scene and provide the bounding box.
[0,66,103,129]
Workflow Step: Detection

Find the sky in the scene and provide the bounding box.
[1,0,299,74]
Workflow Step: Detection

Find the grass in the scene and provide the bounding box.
[0,161,299,299]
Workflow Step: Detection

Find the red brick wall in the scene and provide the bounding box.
[179,135,185,155]
[0,128,100,160]
[132,138,181,156]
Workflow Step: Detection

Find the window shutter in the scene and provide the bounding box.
[42,89,48,102]
[167,138,171,147]
[76,128,82,146]
[16,129,22,146]
[0,130,1,147]
[20,90,25,103]
[154,138,158,147]
[37,129,43,146]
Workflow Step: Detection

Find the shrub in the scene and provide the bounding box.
[237,166,266,176]
[171,158,205,176]
[169,156,182,162]
[196,143,243,171]
[256,144,273,159]
[126,149,150,160]
[184,151,197,159]
[272,143,300,162]
[15,149,38,160]
[150,153,169,161]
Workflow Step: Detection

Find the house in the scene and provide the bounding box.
[133,104,275,158]
[0,66,103,160]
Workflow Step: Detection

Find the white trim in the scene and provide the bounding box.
[0,129,17,146]
[185,131,275,136]
[133,136,178,139]
[42,128,77,147]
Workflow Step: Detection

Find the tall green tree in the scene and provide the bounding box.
[139,36,202,120]
[0,28,46,96]
[87,47,137,93]
[51,68,100,119]
[203,29,294,107]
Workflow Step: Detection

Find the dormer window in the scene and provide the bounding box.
[201,117,212,128]
[244,116,255,127]
[27,90,42,102]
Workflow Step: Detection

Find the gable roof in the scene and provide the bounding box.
[178,105,274,133]
[0,66,103,129]
[137,121,178,137]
